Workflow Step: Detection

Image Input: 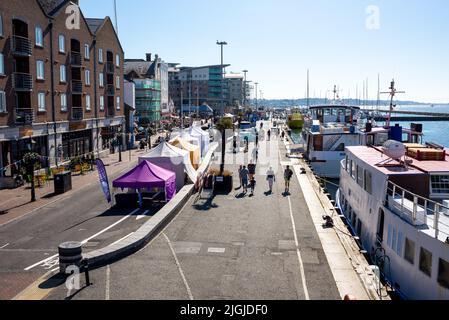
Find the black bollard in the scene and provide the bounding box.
[81,259,91,286]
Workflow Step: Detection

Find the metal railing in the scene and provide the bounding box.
[12,72,33,91]
[71,80,83,94]
[15,108,35,125]
[70,51,82,66]
[71,107,84,121]
[107,85,115,96]
[107,107,115,118]
[106,62,115,74]
[387,181,449,240]
[11,35,32,56]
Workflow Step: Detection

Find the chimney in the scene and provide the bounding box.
[146,53,152,62]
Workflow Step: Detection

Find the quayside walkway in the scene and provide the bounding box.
[42,121,367,300]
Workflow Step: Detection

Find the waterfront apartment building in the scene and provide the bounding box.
[124,54,169,125]
[168,64,231,114]
[224,74,246,109]
[0,0,124,188]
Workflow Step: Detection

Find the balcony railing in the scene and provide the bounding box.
[106,62,115,74]
[71,80,83,94]
[386,181,449,241]
[12,73,33,91]
[71,107,84,121]
[70,51,82,66]
[107,85,115,96]
[15,108,35,125]
[107,107,115,118]
[11,35,32,56]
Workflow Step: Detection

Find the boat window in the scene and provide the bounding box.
[345,156,349,172]
[357,219,362,236]
[351,160,356,180]
[352,213,357,228]
[430,175,449,195]
[419,247,433,277]
[335,143,345,152]
[357,166,364,187]
[392,228,397,252]
[348,206,352,221]
[387,225,393,248]
[438,259,449,289]
[396,231,404,257]
[364,170,372,195]
[404,238,415,265]
[324,109,331,116]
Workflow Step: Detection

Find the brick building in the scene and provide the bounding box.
[0,0,124,188]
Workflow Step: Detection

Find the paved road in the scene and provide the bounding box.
[46,121,340,300]
[0,155,156,300]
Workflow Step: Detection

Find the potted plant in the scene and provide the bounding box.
[209,167,233,194]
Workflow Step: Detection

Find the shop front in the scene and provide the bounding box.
[61,129,93,161]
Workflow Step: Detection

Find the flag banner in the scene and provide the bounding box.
[96,159,112,203]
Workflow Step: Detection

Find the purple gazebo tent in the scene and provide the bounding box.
[112,160,176,201]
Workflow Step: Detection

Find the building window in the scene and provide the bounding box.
[364,170,372,195]
[85,69,90,86]
[86,95,91,111]
[38,92,46,112]
[60,93,67,111]
[438,259,449,289]
[116,54,120,67]
[36,60,45,80]
[58,34,65,53]
[419,247,432,277]
[0,53,4,75]
[116,76,120,89]
[430,175,449,195]
[84,44,90,60]
[116,96,120,110]
[0,13,3,37]
[0,90,6,113]
[404,238,415,265]
[35,26,43,47]
[98,48,103,63]
[60,65,66,83]
[99,73,104,87]
[100,96,104,111]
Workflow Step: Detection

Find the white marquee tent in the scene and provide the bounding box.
[138,142,197,190]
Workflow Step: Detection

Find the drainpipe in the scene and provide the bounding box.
[92,37,100,159]
[49,19,58,167]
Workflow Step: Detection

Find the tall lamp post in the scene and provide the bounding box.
[255,82,259,110]
[216,41,227,116]
[242,70,248,110]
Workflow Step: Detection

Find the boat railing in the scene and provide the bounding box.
[386,181,449,241]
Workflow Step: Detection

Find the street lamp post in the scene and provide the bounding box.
[243,70,248,110]
[216,41,227,116]
[255,82,259,110]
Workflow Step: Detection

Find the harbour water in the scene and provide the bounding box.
[289,104,449,200]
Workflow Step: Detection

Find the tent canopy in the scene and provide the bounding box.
[112,160,176,201]
[170,137,201,169]
[189,126,210,157]
[138,142,197,190]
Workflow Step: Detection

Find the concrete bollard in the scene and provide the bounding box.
[58,241,83,274]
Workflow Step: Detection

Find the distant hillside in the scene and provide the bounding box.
[250,99,448,108]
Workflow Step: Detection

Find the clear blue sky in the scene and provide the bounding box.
[80,0,449,103]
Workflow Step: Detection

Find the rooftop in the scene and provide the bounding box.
[346,145,449,175]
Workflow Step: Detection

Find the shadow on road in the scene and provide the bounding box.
[193,197,218,211]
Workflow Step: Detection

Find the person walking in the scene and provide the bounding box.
[248,161,256,180]
[267,129,271,141]
[249,177,256,196]
[241,165,249,193]
[238,165,243,189]
[233,135,238,154]
[252,147,259,163]
[284,165,294,193]
[281,130,285,141]
[266,166,276,193]
[255,132,259,147]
